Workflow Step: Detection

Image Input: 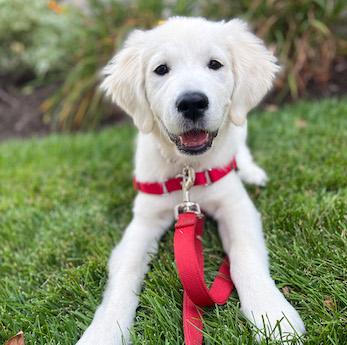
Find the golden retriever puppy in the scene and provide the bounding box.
[76,17,305,344]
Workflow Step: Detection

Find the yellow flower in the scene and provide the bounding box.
[48,1,65,14]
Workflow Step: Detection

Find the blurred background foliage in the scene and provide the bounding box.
[0,0,346,130]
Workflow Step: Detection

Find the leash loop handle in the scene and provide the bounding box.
[175,213,233,305]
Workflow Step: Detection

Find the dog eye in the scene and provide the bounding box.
[154,64,169,76]
[208,60,223,70]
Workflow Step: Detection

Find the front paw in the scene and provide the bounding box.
[241,291,305,343]
[237,164,268,187]
[76,320,128,345]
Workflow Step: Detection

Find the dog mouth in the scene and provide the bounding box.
[168,129,218,155]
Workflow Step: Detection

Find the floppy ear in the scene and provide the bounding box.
[225,19,279,126]
[100,30,154,133]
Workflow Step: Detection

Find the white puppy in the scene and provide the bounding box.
[76,17,305,344]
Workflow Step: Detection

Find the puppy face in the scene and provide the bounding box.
[144,22,234,155]
[101,17,279,155]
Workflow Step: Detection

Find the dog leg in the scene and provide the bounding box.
[231,121,268,186]
[236,143,268,187]
[76,196,173,345]
[215,178,305,343]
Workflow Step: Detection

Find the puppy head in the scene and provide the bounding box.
[101,17,279,153]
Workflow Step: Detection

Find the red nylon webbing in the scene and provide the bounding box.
[174,212,233,344]
[134,159,237,195]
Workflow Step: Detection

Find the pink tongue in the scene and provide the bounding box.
[179,130,209,147]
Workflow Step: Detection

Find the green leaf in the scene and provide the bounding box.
[310,19,331,36]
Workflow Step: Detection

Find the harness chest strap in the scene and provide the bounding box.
[133,157,237,195]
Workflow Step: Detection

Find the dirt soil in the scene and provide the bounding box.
[0,78,57,141]
[0,57,346,142]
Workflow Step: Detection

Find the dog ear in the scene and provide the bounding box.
[224,19,279,126]
[100,30,153,133]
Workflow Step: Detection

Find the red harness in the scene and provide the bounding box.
[134,160,236,344]
[134,157,237,195]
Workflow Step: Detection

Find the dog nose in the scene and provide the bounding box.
[176,92,209,121]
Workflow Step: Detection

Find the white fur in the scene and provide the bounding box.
[76,17,305,344]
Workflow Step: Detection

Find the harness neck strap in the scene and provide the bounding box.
[134,158,237,195]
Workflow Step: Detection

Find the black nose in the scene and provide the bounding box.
[176,92,209,122]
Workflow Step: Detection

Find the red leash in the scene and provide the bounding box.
[173,166,234,344]
[174,212,233,344]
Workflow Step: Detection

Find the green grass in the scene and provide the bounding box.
[0,98,346,344]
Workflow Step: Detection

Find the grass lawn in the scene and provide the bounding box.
[0,98,346,344]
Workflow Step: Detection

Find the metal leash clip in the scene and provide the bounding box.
[174,166,202,220]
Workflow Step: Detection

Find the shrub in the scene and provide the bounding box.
[0,0,81,76]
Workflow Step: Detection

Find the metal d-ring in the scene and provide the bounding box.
[174,166,202,219]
